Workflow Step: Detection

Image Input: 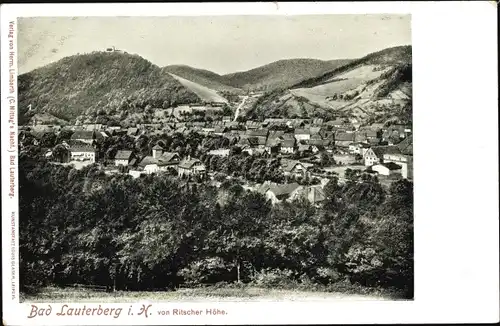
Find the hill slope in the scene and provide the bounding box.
[246,46,412,125]
[18,52,200,123]
[222,58,352,92]
[162,65,243,93]
[167,73,229,104]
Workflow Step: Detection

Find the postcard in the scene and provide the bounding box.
[1,2,498,325]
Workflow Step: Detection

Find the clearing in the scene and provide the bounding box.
[168,73,228,104]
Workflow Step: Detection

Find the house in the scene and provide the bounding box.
[247,128,269,139]
[281,160,313,178]
[69,144,97,163]
[127,127,139,137]
[268,130,285,139]
[222,116,232,123]
[71,130,97,144]
[208,149,230,157]
[311,118,324,126]
[288,185,326,205]
[214,126,227,136]
[138,156,160,174]
[294,129,311,141]
[309,134,324,147]
[334,132,355,147]
[349,142,371,155]
[264,137,281,155]
[309,127,322,136]
[364,130,381,141]
[245,121,261,130]
[386,135,413,179]
[298,144,312,155]
[326,118,346,129]
[287,119,306,129]
[372,162,402,176]
[152,144,164,159]
[114,150,133,166]
[280,139,297,154]
[383,153,410,179]
[363,146,401,166]
[201,127,216,135]
[158,152,181,169]
[264,183,302,205]
[178,158,207,177]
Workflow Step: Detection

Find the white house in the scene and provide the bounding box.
[114,150,133,166]
[70,145,97,163]
[178,158,206,177]
[372,162,402,176]
[208,149,230,157]
[264,183,302,205]
[280,139,297,154]
[294,129,311,141]
[363,146,401,166]
[383,153,409,179]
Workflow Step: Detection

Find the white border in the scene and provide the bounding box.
[2,2,499,325]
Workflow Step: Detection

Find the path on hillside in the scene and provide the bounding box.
[233,95,249,121]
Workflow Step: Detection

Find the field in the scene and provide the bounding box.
[168,73,228,103]
[21,286,405,303]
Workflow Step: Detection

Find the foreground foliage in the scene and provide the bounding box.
[19,154,413,298]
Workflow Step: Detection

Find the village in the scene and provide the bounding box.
[19,103,413,207]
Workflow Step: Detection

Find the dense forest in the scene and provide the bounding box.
[18,52,200,123]
[19,151,413,298]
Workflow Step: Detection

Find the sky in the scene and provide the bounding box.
[18,15,411,75]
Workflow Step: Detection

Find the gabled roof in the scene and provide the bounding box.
[159,152,180,163]
[127,127,139,135]
[115,150,133,160]
[380,162,402,170]
[309,138,324,146]
[335,132,355,142]
[248,129,269,137]
[179,158,205,169]
[266,137,280,147]
[152,144,163,150]
[307,185,326,203]
[268,130,285,139]
[298,144,312,152]
[138,156,158,167]
[310,127,322,135]
[280,133,295,140]
[70,144,96,152]
[281,159,303,173]
[281,139,296,148]
[397,135,413,155]
[71,130,94,140]
[294,129,310,135]
[371,145,401,157]
[267,183,301,197]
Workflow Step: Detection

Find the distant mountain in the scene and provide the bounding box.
[246,45,412,125]
[18,51,200,123]
[162,65,243,93]
[222,58,353,92]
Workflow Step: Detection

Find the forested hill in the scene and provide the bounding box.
[245,45,412,123]
[162,65,243,93]
[222,58,353,92]
[18,52,200,124]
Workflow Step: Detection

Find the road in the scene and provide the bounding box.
[233,95,249,121]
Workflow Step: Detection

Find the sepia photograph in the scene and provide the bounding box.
[15,14,414,303]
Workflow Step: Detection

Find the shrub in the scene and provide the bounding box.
[250,268,298,289]
[178,257,235,286]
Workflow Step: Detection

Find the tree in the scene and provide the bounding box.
[52,144,69,163]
